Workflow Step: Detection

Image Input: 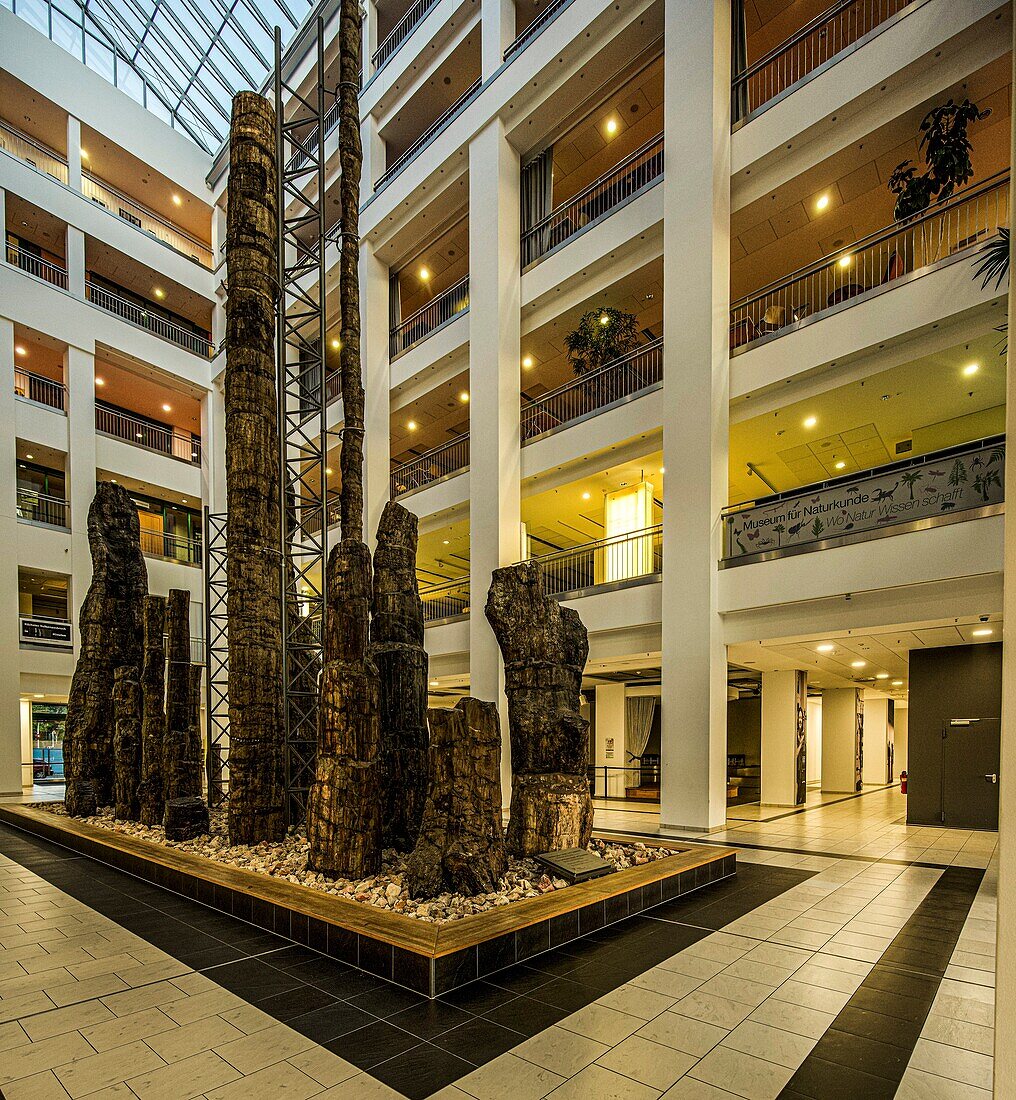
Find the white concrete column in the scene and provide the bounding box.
[761,670,804,807]
[0,319,22,794]
[361,240,390,547]
[211,204,227,268]
[862,694,890,786]
[821,688,861,793]
[65,344,97,649]
[0,188,6,250]
[19,699,32,791]
[66,226,85,300]
[893,704,908,777]
[66,116,82,192]
[658,0,730,832]
[361,115,385,191]
[468,118,521,799]
[481,0,514,80]
[200,377,226,515]
[363,0,378,81]
[594,683,626,799]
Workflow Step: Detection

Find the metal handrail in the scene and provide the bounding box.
[14,369,66,411]
[533,524,663,597]
[0,119,68,182]
[505,0,570,60]
[6,244,68,289]
[376,78,482,191]
[390,274,470,357]
[521,338,664,442]
[521,134,664,266]
[730,171,1010,351]
[140,528,203,565]
[373,0,440,71]
[86,281,214,358]
[420,577,470,623]
[391,432,470,497]
[732,0,915,124]
[95,402,202,465]
[16,489,68,528]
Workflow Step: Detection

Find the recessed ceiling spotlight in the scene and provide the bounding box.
[660,467,665,474]
[418,266,430,281]
[25,453,34,460]
[851,660,866,668]
[442,539,449,545]
[876,673,889,680]
[892,680,903,686]
[459,391,469,403]
[599,314,610,325]
[816,193,830,211]
[838,254,852,268]
[835,461,846,470]
[95,377,105,386]
[582,491,590,500]
[963,362,980,376]
[14,345,26,356]
[153,287,165,299]
[331,338,341,349]
[803,416,817,429]
[817,644,834,653]
[429,679,439,687]
[522,355,534,369]
[172,194,182,206]
[325,466,333,475]
[162,403,172,412]
[407,420,417,431]
[973,627,993,637]
[605,118,618,134]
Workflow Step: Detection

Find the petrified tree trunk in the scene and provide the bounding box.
[64,483,148,816]
[113,666,141,821]
[224,91,287,845]
[138,596,166,826]
[307,542,382,877]
[163,590,203,802]
[485,561,593,855]
[371,502,429,851]
[406,699,506,898]
[165,796,210,841]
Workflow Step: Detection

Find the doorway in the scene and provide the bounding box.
[940,718,1000,829]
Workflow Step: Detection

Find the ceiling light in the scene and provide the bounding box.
[835,461,846,470]
[963,362,979,377]
[851,660,866,668]
[582,491,590,500]
[110,478,117,484]
[95,377,105,386]
[418,266,430,281]
[459,391,469,403]
[153,287,165,299]
[14,345,26,357]
[181,498,188,504]
[325,466,333,475]
[892,680,903,686]
[25,453,33,461]
[162,403,172,413]
[816,194,830,211]
[876,673,889,680]
[973,627,993,637]
[407,420,417,431]
[838,254,852,268]
[80,147,88,158]
[172,194,182,206]
[522,355,534,369]
[803,416,817,429]
[33,693,44,699]
[442,539,449,545]
[659,467,665,475]
[331,338,341,349]
[817,644,834,653]
[605,118,618,134]
[599,314,610,325]
[429,679,439,687]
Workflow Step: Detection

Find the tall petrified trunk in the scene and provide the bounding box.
[371,502,429,851]
[163,590,202,802]
[64,483,148,816]
[138,595,166,826]
[406,699,506,898]
[224,91,287,844]
[485,561,593,855]
[113,665,142,821]
[307,542,382,877]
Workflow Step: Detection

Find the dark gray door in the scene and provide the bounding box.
[941,719,1000,830]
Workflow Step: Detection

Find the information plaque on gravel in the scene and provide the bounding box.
[535,848,616,884]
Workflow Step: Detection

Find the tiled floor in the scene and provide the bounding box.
[0,786,998,1099]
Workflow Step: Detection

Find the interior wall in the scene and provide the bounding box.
[807,696,822,784]
[907,642,1002,825]
[895,703,909,777]
[727,696,761,765]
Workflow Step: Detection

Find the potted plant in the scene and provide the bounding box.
[564,307,640,376]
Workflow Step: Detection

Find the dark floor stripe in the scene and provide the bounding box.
[778,864,985,1099]
[0,821,814,1099]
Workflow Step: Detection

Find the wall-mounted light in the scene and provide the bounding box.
[325,466,333,475]
[892,680,903,686]
[876,672,889,680]
[25,453,34,461]
[429,679,439,687]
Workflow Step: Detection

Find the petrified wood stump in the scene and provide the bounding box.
[163,590,203,802]
[224,90,287,845]
[112,666,141,821]
[485,560,593,855]
[64,484,148,816]
[306,541,382,877]
[371,502,429,852]
[406,699,506,898]
[164,796,210,841]
[138,595,167,826]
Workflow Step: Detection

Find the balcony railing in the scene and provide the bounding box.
[732,0,915,126]
[82,174,213,267]
[0,120,68,182]
[373,0,440,72]
[20,616,72,648]
[505,0,571,61]
[420,577,470,623]
[521,134,664,267]
[535,525,663,598]
[376,79,482,192]
[522,339,664,442]
[391,432,470,497]
[140,529,202,565]
[17,490,68,529]
[6,244,67,289]
[95,403,202,465]
[730,171,1010,352]
[86,281,214,358]
[390,274,470,358]
[721,435,1005,566]
[15,369,66,411]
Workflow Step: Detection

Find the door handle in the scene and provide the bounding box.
[985,773,998,784]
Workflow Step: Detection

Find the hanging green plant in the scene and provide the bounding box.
[564,307,640,377]
[889,98,990,221]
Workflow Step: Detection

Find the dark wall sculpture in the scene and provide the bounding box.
[307,543,382,876]
[371,502,429,851]
[224,91,287,844]
[485,561,593,855]
[138,595,167,826]
[112,665,142,821]
[163,590,203,802]
[406,699,506,898]
[64,483,148,816]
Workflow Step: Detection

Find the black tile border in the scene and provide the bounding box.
[0,806,734,997]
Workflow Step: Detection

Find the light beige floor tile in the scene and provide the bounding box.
[169,972,218,996]
[747,999,835,1040]
[0,991,56,1023]
[20,1000,114,1042]
[557,1002,646,1045]
[1,1069,72,1100]
[634,1011,727,1057]
[720,1020,815,1069]
[596,1034,696,1089]
[922,1013,994,1056]
[204,1058,321,1099]
[0,1033,95,1087]
[896,1067,992,1099]
[79,1006,177,1052]
[659,1077,741,1098]
[546,1063,661,1099]
[159,987,245,1026]
[0,1019,31,1052]
[694,975,772,1008]
[314,1071,407,1097]
[54,1038,166,1098]
[99,981,187,1017]
[910,1038,994,1090]
[770,980,850,1015]
[513,1024,610,1076]
[144,1014,245,1063]
[689,1042,794,1099]
[668,991,753,1030]
[628,968,704,1000]
[596,985,677,1021]
[47,974,129,1008]
[455,1051,566,1100]
[215,1021,315,1074]
[287,1045,360,1088]
[126,1049,240,1100]
[216,1002,277,1035]
[655,954,727,981]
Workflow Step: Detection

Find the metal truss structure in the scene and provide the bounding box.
[202,508,230,807]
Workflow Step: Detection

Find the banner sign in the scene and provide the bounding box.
[724,440,1005,561]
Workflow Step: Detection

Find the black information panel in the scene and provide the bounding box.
[535,848,616,884]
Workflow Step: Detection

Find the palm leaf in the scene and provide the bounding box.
[973,228,1010,291]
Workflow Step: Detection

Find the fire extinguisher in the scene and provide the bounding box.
[900,770,908,795]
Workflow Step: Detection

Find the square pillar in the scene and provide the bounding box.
[658,0,731,832]
[468,118,521,798]
[862,695,892,786]
[361,241,390,546]
[821,688,862,793]
[0,319,23,793]
[361,115,385,192]
[200,377,226,514]
[66,226,85,300]
[363,0,378,81]
[594,684,626,799]
[65,344,97,649]
[67,116,82,191]
[481,0,514,79]
[761,670,806,807]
